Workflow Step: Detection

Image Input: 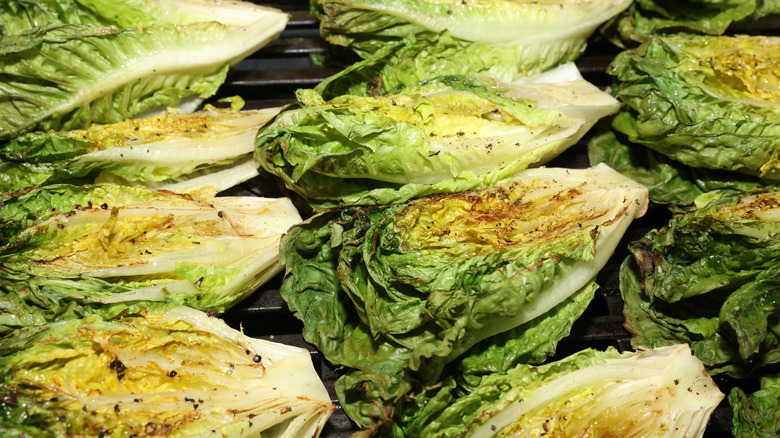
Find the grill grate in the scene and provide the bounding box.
[215,2,742,436]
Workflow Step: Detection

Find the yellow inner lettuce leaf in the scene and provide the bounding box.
[673,35,780,105]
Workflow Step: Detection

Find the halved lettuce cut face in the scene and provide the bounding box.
[311,0,631,76]
[610,34,780,180]
[459,345,723,438]
[0,2,287,141]
[0,105,280,193]
[0,185,302,333]
[621,190,780,377]
[257,67,620,209]
[0,0,287,36]
[279,164,649,428]
[0,306,334,438]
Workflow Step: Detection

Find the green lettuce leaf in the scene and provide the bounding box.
[279,164,648,429]
[0,3,287,141]
[588,129,780,207]
[0,104,279,193]
[257,69,620,209]
[0,184,301,333]
[601,0,780,47]
[621,192,780,377]
[311,0,631,76]
[609,34,780,181]
[0,306,333,438]
[730,373,780,438]
[383,344,723,437]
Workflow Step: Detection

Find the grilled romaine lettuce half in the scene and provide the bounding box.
[0,306,334,438]
[609,34,780,181]
[588,129,780,208]
[0,185,301,333]
[279,164,649,428]
[621,191,780,377]
[256,68,620,209]
[311,0,631,76]
[0,1,287,141]
[0,104,280,193]
[387,344,723,438]
[602,0,780,47]
[0,0,284,36]
[730,372,780,438]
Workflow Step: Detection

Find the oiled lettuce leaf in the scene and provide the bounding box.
[0,105,280,193]
[602,0,780,47]
[0,3,287,141]
[0,306,333,438]
[621,191,780,377]
[730,373,780,437]
[588,129,780,207]
[0,185,301,333]
[610,34,780,180]
[279,164,648,428]
[311,0,631,76]
[257,69,620,209]
[0,0,285,36]
[387,345,723,438]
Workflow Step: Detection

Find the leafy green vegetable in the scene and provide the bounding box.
[1,0,286,36]
[730,372,780,437]
[601,0,780,47]
[609,34,780,181]
[0,104,280,193]
[257,67,620,209]
[311,0,631,77]
[621,191,780,377]
[588,129,780,207]
[0,184,301,333]
[385,344,723,437]
[0,1,287,141]
[0,306,333,438]
[279,164,649,429]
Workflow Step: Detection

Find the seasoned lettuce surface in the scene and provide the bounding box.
[0,105,279,193]
[0,185,301,333]
[311,0,631,76]
[621,191,780,377]
[386,344,723,438]
[0,307,333,438]
[257,70,619,209]
[610,34,780,181]
[0,2,287,141]
[279,164,648,428]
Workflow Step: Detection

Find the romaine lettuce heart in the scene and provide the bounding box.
[0,307,333,438]
[279,164,649,429]
[257,70,620,209]
[0,185,302,333]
